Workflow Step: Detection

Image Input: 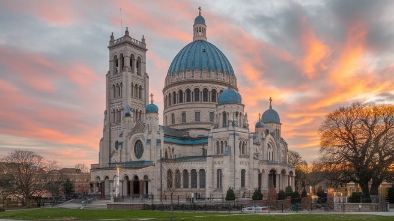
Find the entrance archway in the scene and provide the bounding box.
[133,175,140,195]
[268,169,276,188]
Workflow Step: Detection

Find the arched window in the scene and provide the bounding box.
[114,55,118,74]
[178,90,183,103]
[203,88,208,102]
[199,169,206,189]
[183,170,189,188]
[137,57,141,75]
[168,93,171,106]
[120,53,124,71]
[182,112,186,123]
[217,169,222,188]
[171,113,175,124]
[139,86,142,99]
[112,85,115,98]
[131,83,133,97]
[167,169,173,188]
[194,88,199,102]
[222,112,227,127]
[211,89,217,102]
[220,141,224,154]
[241,169,246,188]
[172,91,176,105]
[135,84,138,98]
[216,141,220,155]
[116,84,120,98]
[175,170,181,188]
[120,82,123,98]
[191,169,197,188]
[130,54,134,72]
[209,112,214,122]
[186,89,191,102]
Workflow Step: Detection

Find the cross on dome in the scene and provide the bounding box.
[150,93,154,104]
[269,97,272,109]
[198,6,201,16]
[258,113,261,121]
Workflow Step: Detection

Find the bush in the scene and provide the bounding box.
[0,208,4,212]
[285,186,293,197]
[291,190,301,204]
[277,190,286,200]
[316,188,327,203]
[252,188,263,200]
[225,187,235,201]
[301,188,307,198]
[348,192,364,203]
[386,185,394,204]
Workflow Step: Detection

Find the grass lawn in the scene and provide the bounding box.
[0,208,392,220]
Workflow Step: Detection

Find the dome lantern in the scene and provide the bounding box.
[193,7,207,41]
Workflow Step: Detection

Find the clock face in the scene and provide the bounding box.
[134,140,144,159]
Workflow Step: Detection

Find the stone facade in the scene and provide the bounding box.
[91,11,294,200]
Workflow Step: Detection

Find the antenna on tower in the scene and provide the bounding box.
[120,8,123,35]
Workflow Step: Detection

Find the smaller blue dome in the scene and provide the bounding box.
[255,121,265,128]
[146,103,159,113]
[261,109,280,124]
[194,15,205,25]
[218,88,242,104]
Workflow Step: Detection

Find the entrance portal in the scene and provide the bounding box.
[133,175,140,195]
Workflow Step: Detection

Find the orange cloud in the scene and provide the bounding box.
[300,17,331,78]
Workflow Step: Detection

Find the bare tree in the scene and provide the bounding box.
[44,161,63,201]
[0,150,47,206]
[319,102,394,197]
[288,150,308,190]
[75,163,89,173]
[162,159,181,221]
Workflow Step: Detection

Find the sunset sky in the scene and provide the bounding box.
[0,0,393,168]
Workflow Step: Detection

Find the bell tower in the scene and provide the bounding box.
[99,28,149,167]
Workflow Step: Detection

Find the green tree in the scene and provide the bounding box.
[316,187,327,203]
[225,187,235,201]
[285,186,293,197]
[252,188,263,200]
[319,102,394,198]
[63,179,74,199]
[277,190,286,200]
[291,190,301,204]
[301,188,307,198]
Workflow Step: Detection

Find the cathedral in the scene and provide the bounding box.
[90,10,295,200]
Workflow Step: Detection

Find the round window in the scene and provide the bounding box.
[134,140,144,159]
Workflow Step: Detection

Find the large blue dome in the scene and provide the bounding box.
[146,103,159,113]
[167,40,235,75]
[218,88,242,104]
[194,15,205,25]
[261,109,280,124]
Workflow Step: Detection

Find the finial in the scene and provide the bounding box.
[142,35,145,43]
[198,6,201,16]
[150,93,154,104]
[269,97,272,109]
[125,27,129,36]
[110,32,114,41]
[258,113,261,121]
